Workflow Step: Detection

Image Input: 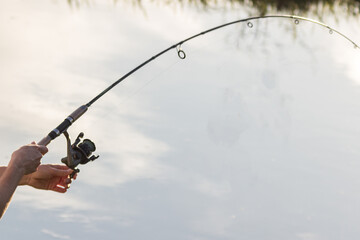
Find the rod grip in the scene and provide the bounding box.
[38,136,52,146]
[38,105,88,146]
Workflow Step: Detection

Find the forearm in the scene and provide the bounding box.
[0,167,6,178]
[0,162,25,219]
[0,166,28,186]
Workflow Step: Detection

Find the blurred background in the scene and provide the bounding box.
[0,0,360,239]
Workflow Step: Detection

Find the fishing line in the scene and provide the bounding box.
[86,58,182,128]
[35,14,359,175]
[117,59,182,105]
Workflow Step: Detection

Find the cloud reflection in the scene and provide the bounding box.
[14,188,95,211]
[41,229,70,239]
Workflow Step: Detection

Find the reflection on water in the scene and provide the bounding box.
[1,0,360,240]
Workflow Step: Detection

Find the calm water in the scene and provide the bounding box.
[1,1,360,239]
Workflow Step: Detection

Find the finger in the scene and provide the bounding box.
[34,151,44,160]
[37,145,48,155]
[49,164,72,171]
[63,177,72,184]
[33,158,41,169]
[27,161,41,175]
[57,176,72,186]
[50,167,73,177]
[54,185,67,193]
[32,153,43,167]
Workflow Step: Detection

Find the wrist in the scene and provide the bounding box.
[7,159,25,177]
[18,174,31,186]
[3,161,26,187]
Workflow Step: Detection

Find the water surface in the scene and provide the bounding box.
[0,1,360,239]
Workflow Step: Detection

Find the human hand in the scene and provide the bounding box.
[10,142,48,175]
[22,164,75,193]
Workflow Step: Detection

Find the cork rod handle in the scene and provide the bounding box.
[37,105,88,146]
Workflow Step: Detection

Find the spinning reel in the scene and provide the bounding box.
[61,131,99,178]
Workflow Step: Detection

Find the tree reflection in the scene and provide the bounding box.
[68,0,360,17]
[185,0,360,16]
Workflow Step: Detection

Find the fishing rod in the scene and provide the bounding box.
[37,14,359,175]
